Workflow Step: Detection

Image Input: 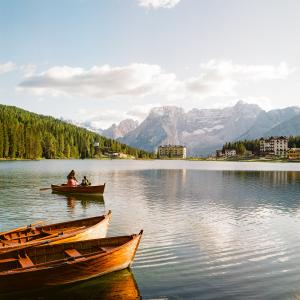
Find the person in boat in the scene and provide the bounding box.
[80,176,91,186]
[66,170,78,187]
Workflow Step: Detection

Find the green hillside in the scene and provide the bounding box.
[0,105,153,159]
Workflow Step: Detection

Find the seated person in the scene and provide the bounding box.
[80,176,91,186]
[67,177,78,187]
[66,170,78,187]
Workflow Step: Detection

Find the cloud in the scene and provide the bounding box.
[137,0,180,9]
[75,108,128,129]
[185,60,296,98]
[20,64,37,77]
[18,63,177,98]
[18,60,295,101]
[127,103,162,119]
[0,62,16,75]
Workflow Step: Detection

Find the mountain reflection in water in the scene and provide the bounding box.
[2,160,300,299]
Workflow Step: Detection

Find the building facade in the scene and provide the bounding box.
[287,148,300,160]
[216,149,236,157]
[224,149,237,157]
[158,145,187,159]
[259,136,288,157]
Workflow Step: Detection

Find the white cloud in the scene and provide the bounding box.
[20,64,37,77]
[75,108,128,129]
[137,0,180,9]
[18,63,177,98]
[0,62,16,75]
[185,60,296,98]
[17,60,295,102]
[127,103,162,120]
[238,96,273,111]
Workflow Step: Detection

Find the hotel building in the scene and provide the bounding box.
[259,136,288,157]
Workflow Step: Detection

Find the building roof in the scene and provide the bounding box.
[260,136,288,141]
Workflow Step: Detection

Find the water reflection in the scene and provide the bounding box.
[224,170,300,185]
[2,161,300,299]
[3,269,141,300]
[52,192,105,210]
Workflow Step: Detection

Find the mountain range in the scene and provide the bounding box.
[79,101,300,156]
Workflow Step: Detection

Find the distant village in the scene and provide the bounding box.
[215,136,300,160]
[154,136,300,161]
[92,136,300,161]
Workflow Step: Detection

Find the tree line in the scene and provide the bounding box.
[0,105,154,159]
[222,137,300,155]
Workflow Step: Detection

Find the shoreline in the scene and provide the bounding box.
[1,158,300,163]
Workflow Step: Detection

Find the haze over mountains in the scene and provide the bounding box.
[79,101,300,156]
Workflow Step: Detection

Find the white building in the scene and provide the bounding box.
[259,136,288,157]
[216,149,236,157]
[224,149,237,157]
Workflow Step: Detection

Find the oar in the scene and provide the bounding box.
[39,187,51,191]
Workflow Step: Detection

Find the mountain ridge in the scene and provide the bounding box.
[77,101,300,156]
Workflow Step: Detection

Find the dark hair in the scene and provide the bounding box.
[67,170,75,180]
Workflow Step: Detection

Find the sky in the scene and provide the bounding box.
[1,0,300,129]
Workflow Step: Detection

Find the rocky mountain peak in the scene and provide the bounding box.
[101,118,139,139]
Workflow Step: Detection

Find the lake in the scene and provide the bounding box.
[1,160,300,299]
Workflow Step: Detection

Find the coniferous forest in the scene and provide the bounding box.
[0,105,153,159]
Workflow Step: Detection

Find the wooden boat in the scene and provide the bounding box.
[0,211,111,253]
[51,183,106,195]
[0,230,143,293]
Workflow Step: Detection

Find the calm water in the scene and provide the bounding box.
[1,160,300,299]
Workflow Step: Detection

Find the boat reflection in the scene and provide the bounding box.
[3,269,141,299]
[52,192,105,210]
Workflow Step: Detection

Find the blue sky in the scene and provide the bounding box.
[1,0,300,128]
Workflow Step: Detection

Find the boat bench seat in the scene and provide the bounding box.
[65,248,82,258]
[0,258,18,264]
[18,254,34,268]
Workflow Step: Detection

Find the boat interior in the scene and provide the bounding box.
[0,235,134,273]
[0,228,49,247]
[0,215,106,248]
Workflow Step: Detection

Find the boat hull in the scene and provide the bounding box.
[0,212,111,253]
[0,231,143,293]
[51,184,106,195]
[49,215,110,244]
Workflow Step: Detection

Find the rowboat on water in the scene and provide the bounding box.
[51,183,106,195]
[0,230,143,293]
[0,211,111,253]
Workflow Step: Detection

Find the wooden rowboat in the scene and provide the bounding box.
[0,230,143,293]
[0,211,111,253]
[51,184,106,195]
